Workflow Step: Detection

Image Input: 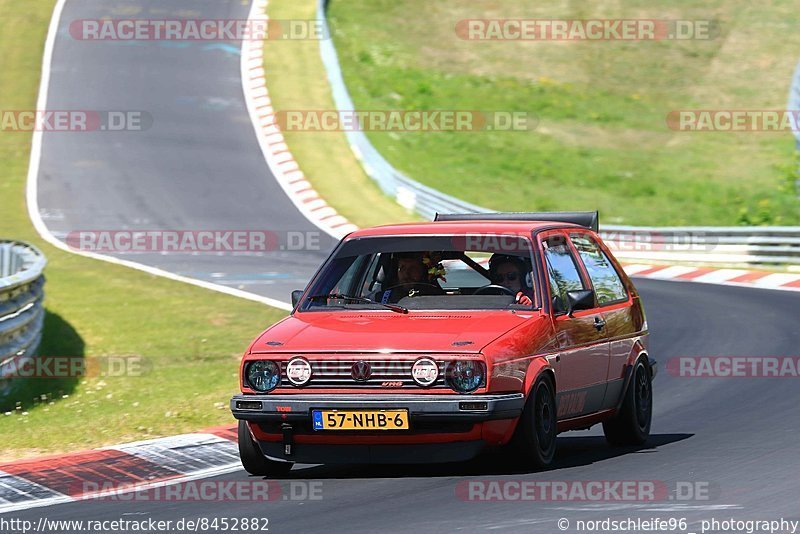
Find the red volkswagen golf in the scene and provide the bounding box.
[231,212,655,474]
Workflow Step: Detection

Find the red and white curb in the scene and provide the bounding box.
[0,426,238,514]
[242,0,358,241]
[621,264,800,292]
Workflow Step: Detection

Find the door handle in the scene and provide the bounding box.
[593,317,606,331]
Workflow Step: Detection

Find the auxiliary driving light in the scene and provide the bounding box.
[286,357,312,386]
[411,357,439,387]
[246,360,281,392]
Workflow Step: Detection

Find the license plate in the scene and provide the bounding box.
[312,409,409,431]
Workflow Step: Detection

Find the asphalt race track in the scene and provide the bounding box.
[36,0,336,303]
[19,0,800,532]
[6,279,800,532]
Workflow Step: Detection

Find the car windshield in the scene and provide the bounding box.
[298,235,538,311]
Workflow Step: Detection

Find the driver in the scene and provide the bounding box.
[378,252,443,304]
[489,254,533,306]
[397,253,427,285]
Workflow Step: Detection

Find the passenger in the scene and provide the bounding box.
[489,254,534,306]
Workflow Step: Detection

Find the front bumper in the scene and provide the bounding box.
[231,393,525,464]
[230,393,525,424]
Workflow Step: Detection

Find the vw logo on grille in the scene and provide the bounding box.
[351,361,372,382]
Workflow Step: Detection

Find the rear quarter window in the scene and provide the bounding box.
[570,234,628,305]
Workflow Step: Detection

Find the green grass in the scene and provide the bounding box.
[264,0,417,228]
[0,0,287,461]
[326,0,800,225]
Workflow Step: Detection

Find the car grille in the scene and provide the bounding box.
[279,358,449,389]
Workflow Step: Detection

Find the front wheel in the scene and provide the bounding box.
[512,374,557,468]
[603,360,652,446]
[237,420,294,476]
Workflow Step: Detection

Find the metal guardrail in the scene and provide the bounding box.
[0,241,46,394]
[598,226,800,266]
[317,0,487,221]
[788,60,800,196]
[317,0,800,266]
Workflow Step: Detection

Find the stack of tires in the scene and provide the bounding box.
[0,240,46,398]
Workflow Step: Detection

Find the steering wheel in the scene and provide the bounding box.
[473,284,516,296]
[382,282,444,296]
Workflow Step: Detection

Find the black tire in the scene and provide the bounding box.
[237,420,294,477]
[513,374,557,468]
[603,360,652,446]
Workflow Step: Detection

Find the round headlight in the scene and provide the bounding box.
[246,360,281,392]
[446,360,485,393]
[412,358,439,387]
[286,357,312,386]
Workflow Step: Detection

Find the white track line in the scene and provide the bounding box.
[24,0,315,312]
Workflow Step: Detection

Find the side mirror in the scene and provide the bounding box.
[291,290,304,308]
[566,289,595,316]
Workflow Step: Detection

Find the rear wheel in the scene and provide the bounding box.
[603,360,652,446]
[237,420,294,476]
[513,374,557,468]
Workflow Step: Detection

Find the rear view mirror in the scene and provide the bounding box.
[291,290,304,308]
[566,289,595,316]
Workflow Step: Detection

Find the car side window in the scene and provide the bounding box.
[360,253,383,294]
[570,234,628,305]
[542,235,586,313]
[332,254,370,295]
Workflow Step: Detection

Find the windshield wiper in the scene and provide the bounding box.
[306,293,408,314]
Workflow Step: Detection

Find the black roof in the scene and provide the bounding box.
[434,211,599,232]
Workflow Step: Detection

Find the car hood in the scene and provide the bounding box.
[250,311,535,354]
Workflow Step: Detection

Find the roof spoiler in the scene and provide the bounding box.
[433,211,599,232]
